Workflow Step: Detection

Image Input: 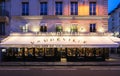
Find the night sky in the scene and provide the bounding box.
[108,0,120,13]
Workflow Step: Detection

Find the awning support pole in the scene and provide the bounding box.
[109,48,111,54]
[116,48,118,54]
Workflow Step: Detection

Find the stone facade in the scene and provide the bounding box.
[2,0,108,34]
[108,3,120,37]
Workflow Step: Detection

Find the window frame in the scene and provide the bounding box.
[89,2,96,15]
[40,2,48,15]
[22,2,29,16]
[71,2,78,15]
[55,2,63,15]
[90,24,96,32]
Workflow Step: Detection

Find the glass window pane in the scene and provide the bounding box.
[89,2,96,15]
[22,2,29,15]
[71,2,78,15]
[40,2,47,15]
[56,2,62,15]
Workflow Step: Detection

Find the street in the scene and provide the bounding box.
[0,66,120,76]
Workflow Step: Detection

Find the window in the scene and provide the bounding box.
[0,22,5,35]
[89,2,96,15]
[20,24,28,32]
[22,2,29,15]
[24,48,34,57]
[40,23,47,32]
[71,2,78,15]
[70,24,78,32]
[35,48,44,57]
[90,24,96,32]
[0,0,5,16]
[40,2,47,15]
[56,24,63,32]
[45,48,54,56]
[67,48,76,56]
[55,2,63,15]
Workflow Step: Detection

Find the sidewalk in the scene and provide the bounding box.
[0,54,120,66]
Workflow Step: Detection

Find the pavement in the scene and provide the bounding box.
[0,54,120,66]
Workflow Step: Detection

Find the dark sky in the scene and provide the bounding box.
[108,0,120,13]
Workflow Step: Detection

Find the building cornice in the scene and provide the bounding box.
[12,15,109,20]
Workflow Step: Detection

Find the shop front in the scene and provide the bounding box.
[1,48,109,62]
[0,33,120,62]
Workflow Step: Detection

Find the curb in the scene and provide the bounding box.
[0,62,120,66]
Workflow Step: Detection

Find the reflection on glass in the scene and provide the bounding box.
[45,48,54,56]
[24,48,33,57]
[85,48,95,57]
[35,48,44,56]
[15,48,23,57]
[67,48,76,56]
[77,48,85,56]
[96,48,103,56]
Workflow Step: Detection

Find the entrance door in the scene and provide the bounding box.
[57,48,67,62]
[57,48,67,58]
[60,48,67,58]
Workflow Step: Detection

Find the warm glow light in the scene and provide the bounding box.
[78,27,86,32]
[30,26,40,33]
[78,5,89,15]
[64,27,71,32]
[114,32,119,36]
[98,28,105,33]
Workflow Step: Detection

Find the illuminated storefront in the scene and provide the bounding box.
[0,0,119,62]
[1,32,120,62]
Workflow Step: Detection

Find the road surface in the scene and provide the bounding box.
[0,66,120,76]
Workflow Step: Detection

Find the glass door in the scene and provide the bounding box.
[57,48,67,58]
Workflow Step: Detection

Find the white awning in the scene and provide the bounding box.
[0,35,119,48]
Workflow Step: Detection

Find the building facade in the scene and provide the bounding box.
[108,3,120,37]
[0,0,120,62]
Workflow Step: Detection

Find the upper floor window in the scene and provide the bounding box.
[20,24,28,33]
[89,2,96,15]
[90,24,96,32]
[70,24,78,32]
[40,2,48,15]
[0,0,5,16]
[0,22,5,35]
[40,23,47,32]
[56,23,63,32]
[71,2,78,15]
[22,2,29,16]
[55,2,63,15]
